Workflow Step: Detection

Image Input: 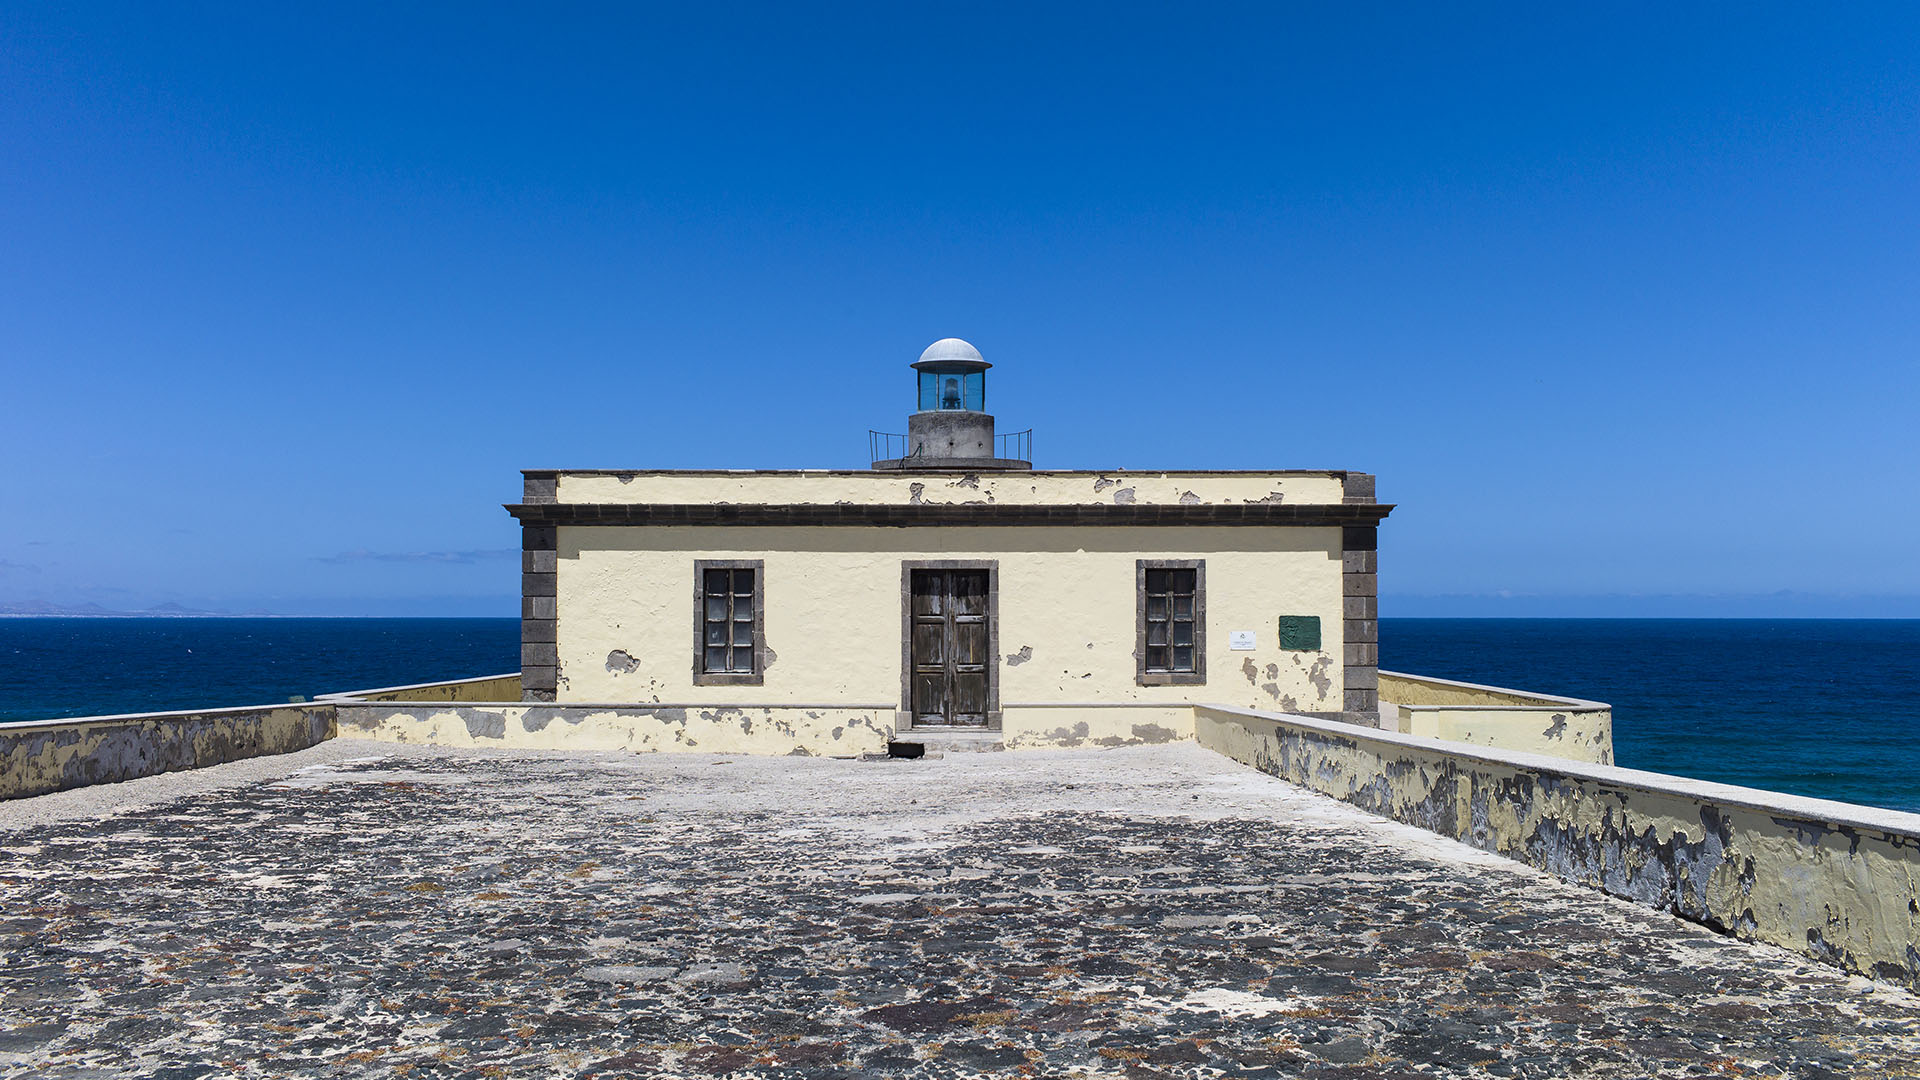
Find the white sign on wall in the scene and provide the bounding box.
[1228,630,1256,651]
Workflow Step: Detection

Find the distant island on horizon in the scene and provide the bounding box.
[0,601,282,618]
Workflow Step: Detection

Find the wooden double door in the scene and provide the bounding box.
[908,568,990,727]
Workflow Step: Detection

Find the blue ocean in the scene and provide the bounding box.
[2,617,1916,813]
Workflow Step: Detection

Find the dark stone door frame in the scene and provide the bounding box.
[898,560,1000,731]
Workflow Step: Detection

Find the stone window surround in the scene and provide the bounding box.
[1136,559,1207,686]
[693,559,766,686]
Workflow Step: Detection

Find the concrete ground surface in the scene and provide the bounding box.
[2,741,1918,1079]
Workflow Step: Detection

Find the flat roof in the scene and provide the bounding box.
[5,740,1913,1074]
[522,468,1364,477]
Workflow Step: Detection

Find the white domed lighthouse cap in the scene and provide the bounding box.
[913,337,990,371]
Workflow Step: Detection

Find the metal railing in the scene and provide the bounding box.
[868,430,914,462]
[998,429,1032,463]
[868,428,1033,463]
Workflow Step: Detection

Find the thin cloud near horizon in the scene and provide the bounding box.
[315,549,518,566]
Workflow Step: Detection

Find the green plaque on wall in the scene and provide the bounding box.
[1278,615,1321,651]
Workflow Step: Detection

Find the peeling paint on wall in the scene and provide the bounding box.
[555,471,1352,507]
[340,704,893,758]
[462,710,508,740]
[1380,672,1612,765]
[556,525,1346,713]
[1195,704,1920,992]
[0,705,336,800]
[1000,706,1194,750]
[1306,655,1333,701]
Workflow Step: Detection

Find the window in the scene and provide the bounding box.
[1137,559,1205,685]
[917,370,985,411]
[694,560,763,685]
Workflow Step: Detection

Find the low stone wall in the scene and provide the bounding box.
[1194,703,1920,990]
[0,704,336,800]
[1379,670,1612,764]
[336,702,894,757]
[318,673,523,704]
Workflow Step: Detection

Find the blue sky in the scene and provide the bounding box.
[3,4,1916,617]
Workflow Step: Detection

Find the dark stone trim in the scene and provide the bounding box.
[693,559,766,687]
[1342,472,1376,504]
[524,472,558,504]
[521,667,556,701]
[1135,559,1206,686]
[1341,526,1380,725]
[898,560,1000,732]
[1342,525,1379,551]
[503,502,1394,528]
[521,525,558,702]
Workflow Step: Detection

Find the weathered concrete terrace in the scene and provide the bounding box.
[3,742,1918,1079]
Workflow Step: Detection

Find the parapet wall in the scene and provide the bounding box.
[0,669,1608,796]
[318,673,525,704]
[0,703,335,801]
[1379,670,1612,764]
[0,673,521,801]
[1194,703,1920,991]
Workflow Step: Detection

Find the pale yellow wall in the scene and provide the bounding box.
[337,702,1197,756]
[553,524,1346,716]
[1379,671,1613,764]
[1002,705,1195,749]
[553,470,1350,507]
[321,674,523,703]
[1388,704,1613,765]
[338,703,892,757]
[1379,671,1592,708]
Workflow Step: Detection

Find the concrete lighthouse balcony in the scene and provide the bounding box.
[871,337,1033,469]
[868,425,1033,470]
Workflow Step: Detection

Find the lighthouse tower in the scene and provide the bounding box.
[871,338,1031,470]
